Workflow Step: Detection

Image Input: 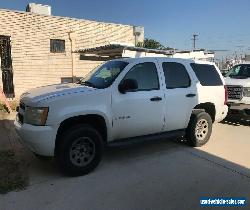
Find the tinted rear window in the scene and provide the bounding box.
[190,63,223,86]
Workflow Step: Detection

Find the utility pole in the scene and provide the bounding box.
[192,34,198,49]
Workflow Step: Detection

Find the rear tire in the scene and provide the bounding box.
[56,124,104,176]
[186,111,212,147]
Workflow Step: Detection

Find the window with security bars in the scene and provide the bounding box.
[50,39,65,53]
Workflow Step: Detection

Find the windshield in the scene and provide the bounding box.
[79,60,129,89]
[226,64,250,78]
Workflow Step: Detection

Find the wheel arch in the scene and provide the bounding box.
[192,102,216,122]
[55,114,108,155]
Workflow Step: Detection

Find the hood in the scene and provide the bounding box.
[224,77,250,87]
[20,83,95,105]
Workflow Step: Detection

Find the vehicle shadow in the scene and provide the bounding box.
[1,123,250,210]
[2,113,250,209]
[9,131,250,178]
[105,136,184,161]
[26,137,185,184]
[220,114,250,127]
[2,116,250,198]
[20,136,250,209]
[104,136,250,177]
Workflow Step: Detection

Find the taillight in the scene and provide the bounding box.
[224,85,228,105]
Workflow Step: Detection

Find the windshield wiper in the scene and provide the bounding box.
[81,81,96,88]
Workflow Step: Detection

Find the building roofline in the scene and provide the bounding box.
[0,8,140,28]
[175,49,214,54]
[77,44,174,55]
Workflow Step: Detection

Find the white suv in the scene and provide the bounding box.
[224,63,250,119]
[15,57,228,176]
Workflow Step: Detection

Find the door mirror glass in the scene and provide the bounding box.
[118,79,138,94]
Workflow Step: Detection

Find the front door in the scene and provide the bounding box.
[0,36,15,98]
[111,61,165,140]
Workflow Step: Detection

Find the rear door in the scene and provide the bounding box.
[111,59,165,139]
[190,62,225,121]
[159,60,198,131]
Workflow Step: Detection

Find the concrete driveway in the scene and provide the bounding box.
[0,115,250,210]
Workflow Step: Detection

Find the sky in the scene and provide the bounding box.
[1,0,250,59]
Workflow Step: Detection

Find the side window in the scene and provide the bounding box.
[123,62,159,91]
[190,63,223,86]
[162,62,191,89]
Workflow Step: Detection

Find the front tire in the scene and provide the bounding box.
[56,124,104,176]
[186,111,212,147]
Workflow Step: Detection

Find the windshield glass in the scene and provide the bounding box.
[226,64,250,78]
[79,60,129,89]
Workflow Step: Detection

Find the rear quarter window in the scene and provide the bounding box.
[190,63,223,86]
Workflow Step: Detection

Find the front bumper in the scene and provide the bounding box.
[227,102,250,117]
[14,120,58,156]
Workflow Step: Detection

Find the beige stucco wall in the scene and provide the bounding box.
[0,9,144,97]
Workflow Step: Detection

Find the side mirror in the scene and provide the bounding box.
[118,79,138,94]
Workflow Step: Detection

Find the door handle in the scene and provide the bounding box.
[186,93,196,97]
[150,96,162,101]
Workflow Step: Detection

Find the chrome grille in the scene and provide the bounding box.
[226,85,243,100]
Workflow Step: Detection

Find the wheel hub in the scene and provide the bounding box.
[195,119,209,141]
[70,137,95,166]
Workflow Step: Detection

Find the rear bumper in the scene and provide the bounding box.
[227,102,250,117]
[215,105,228,122]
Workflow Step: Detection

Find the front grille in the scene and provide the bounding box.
[20,102,25,110]
[226,85,243,100]
[17,113,24,124]
[245,109,250,115]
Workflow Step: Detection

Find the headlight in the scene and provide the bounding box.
[24,107,49,126]
[243,87,250,97]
